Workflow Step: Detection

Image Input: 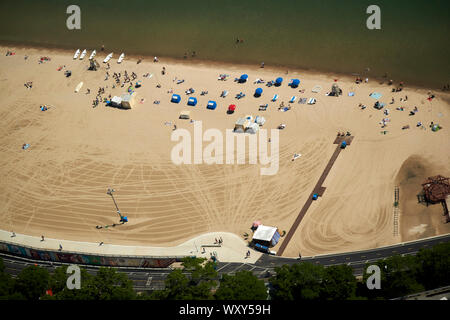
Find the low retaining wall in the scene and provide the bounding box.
[0,240,186,268]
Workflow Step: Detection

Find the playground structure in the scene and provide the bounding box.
[417,175,450,223]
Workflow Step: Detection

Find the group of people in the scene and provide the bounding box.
[355,76,369,84]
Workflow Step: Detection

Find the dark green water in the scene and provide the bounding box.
[0,0,449,88]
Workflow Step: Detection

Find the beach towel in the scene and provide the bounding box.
[370,92,382,99]
[299,98,307,104]
[312,85,322,93]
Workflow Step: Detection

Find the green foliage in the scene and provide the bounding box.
[53,267,135,300]
[269,263,325,300]
[360,255,424,299]
[321,265,358,300]
[415,243,450,290]
[215,270,267,300]
[14,265,50,300]
[150,257,218,300]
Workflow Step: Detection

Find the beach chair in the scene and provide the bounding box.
[307,98,316,105]
[312,85,322,93]
[289,96,296,103]
[272,94,278,102]
[299,98,307,104]
[259,104,268,111]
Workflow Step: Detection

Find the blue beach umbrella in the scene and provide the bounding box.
[207,100,217,110]
[254,88,263,97]
[275,77,283,86]
[239,74,248,83]
[290,79,300,88]
[187,97,197,106]
[171,94,181,103]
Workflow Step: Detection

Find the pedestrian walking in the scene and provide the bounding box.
[41,235,45,241]
[11,232,16,237]
[59,244,63,251]
[99,241,104,246]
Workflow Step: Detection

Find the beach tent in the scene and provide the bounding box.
[252,225,281,247]
[187,97,197,106]
[246,122,259,134]
[234,118,247,132]
[227,104,236,114]
[254,88,263,97]
[255,116,266,126]
[121,92,136,109]
[239,74,248,83]
[111,96,122,108]
[207,100,217,110]
[289,79,300,88]
[275,77,283,86]
[171,94,181,103]
[179,110,191,119]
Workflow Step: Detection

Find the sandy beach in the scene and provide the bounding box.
[0,45,449,258]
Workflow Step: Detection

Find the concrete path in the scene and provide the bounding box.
[0,229,262,263]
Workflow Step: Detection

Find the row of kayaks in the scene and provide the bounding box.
[73,49,125,63]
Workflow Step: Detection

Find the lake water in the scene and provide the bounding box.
[0,0,449,88]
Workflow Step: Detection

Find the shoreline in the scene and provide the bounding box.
[1,40,445,92]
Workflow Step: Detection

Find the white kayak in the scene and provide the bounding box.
[73,49,80,59]
[89,50,96,60]
[103,53,113,63]
[117,53,125,64]
[79,49,87,60]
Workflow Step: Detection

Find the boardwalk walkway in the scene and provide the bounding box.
[277,135,354,256]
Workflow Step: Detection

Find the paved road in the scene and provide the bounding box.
[2,234,448,291]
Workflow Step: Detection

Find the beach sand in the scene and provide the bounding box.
[0,45,449,258]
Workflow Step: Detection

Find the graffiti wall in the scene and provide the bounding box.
[0,241,179,268]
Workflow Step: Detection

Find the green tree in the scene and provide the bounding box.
[269,263,325,300]
[52,266,135,300]
[361,255,423,299]
[150,257,218,300]
[415,242,450,290]
[320,265,358,300]
[0,258,18,299]
[215,270,267,300]
[14,265,50,300]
